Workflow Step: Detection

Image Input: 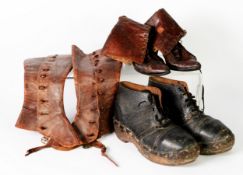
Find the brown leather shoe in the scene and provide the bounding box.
[133,50,170,75]
[102,16,171,75]
[146,9,201,71]
[164,43,201,71]
[132,27,170,76]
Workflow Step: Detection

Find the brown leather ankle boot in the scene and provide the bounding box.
[102,16,171,75]
[164,42,201,71]
[133,27,170,76]
[146,9,201,71]
[133,50,170,75]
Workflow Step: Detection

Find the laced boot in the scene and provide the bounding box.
[114,81,199,165]
[149,77,235,154]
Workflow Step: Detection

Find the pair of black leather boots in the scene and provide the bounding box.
[113,77,234,165]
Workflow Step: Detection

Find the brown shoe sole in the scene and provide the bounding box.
[114,119,200,166]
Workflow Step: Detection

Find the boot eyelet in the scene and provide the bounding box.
[42,68,50,71]
[39,85,47,90]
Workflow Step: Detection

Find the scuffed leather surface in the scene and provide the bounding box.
[72,46,100,143]
[16,57,45,131]
[16,55,81,148]
[164,43,201,71]
[114,82,197,155]
[72,46,122,143]
[149,77,234,148]
[36,55,80,148]
[93,50,122,136]
[146,9,186,55]
[102,16,150,64]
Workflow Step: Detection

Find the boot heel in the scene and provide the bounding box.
[113,119,130,143]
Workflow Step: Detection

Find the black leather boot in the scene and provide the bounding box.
[148,77,235,155]
[114,81,199,165]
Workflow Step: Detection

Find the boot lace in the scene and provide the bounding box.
[148,93,171,127]
[181,89,202,116]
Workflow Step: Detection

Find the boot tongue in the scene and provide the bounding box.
[150,76,189,91]
[177,81,189,92]
[177,83,201,114]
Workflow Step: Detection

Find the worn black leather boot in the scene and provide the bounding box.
[148,77,235,155]
[114,81,199,165]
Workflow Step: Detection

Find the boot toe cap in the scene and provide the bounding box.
[194,116,235,154]
[200,128,235,155]
[160,127,199,165]
[142,126,200,165]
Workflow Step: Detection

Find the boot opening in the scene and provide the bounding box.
[149,76,188,90]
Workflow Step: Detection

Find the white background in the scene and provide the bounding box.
[0,0,243,174]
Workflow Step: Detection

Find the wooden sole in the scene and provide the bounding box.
[199,135,235,155]
[114,119,199,166]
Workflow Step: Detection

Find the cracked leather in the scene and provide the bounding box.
[148,77,234,151]
[114,82,197,155]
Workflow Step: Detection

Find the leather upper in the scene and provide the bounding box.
[72,46,122,143]
[102,16,151,64]
[16,55,81,149]
[164,43,201,71]
[146,9,186,55]
[133,51,170,75]
[148,77,234,146]
[114,82,197,154]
